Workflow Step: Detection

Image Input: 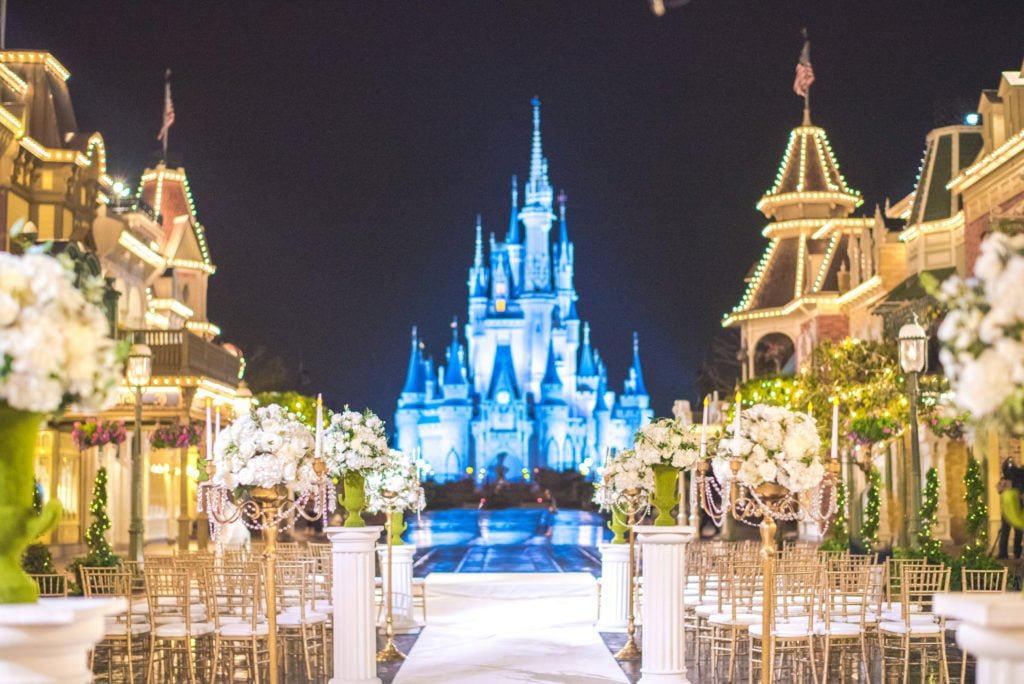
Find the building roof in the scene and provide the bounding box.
[578,322,597,377]
[443,323,467,386]
[905,126,983,227]
[487,344,521,399]
[401,326,426,396]
[757,125,862,218]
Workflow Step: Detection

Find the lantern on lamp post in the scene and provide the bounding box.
[126,342,152,563]
[898,315,928,542]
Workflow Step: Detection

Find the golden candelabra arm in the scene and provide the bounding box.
[376,490,406,662]
[614,489,643,662]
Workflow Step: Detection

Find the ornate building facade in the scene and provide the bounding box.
[395,99,653,482]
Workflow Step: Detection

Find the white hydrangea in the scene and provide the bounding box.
[938,232,1024,424]
[322,407,390,476]
[633,417,707,470]
[212,404,316,494]
[364,450,426,514]
[0,252,121,413]
[715,404,825,493]
[593,449,654,511]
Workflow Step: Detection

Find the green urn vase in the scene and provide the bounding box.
[388,511,407,546]
[651,463,680,526]
[0,406,61,603]
[339,471,367,528]
[607,507,628,544]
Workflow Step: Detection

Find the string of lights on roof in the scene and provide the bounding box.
[759,126,861,212]
[140,167,213,266]
[948,126,1024,193]
[794,234,807,297]
[812,235,839,292]
[722,293,839,326]
[0,51,71,81]
[732,240,778,312]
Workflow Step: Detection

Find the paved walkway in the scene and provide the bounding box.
[394,573,627,684]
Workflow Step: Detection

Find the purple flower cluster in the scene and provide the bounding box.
[72,420,128,451]
[150,423,203,450]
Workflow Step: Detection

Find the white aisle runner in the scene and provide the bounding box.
[394,572,629,684]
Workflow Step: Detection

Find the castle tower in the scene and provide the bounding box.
[519,97,555,293]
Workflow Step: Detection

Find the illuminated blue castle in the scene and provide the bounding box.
[395,98,653,482]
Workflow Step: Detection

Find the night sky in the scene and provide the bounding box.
[13,1,1023,418]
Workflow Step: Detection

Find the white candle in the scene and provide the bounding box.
[315,393,324,458]
[698,395,709,459]
[731,391,742,457]
[831,398,840,461]
[205,399,213,461]
[215,404,221,440]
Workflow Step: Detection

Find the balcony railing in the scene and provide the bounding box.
[119,329,241,388]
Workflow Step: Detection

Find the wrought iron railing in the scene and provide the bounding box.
[119,329,241,388]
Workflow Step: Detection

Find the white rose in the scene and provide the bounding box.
[956,348,1015,416]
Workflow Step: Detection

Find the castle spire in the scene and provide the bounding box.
[401,326,426,397]
[443,317,467,386]
[557,190,569,246]
[631,332,648,397]
[507,175,520,243]
[578,322,597,379]
[524,96,553,210]
[474,215,484,268]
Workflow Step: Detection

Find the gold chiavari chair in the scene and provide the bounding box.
[145,567,215,684]
[954,567,1008,682]
[817,566,871,683]
[879,564,950,684]
[277,558,328,681]
[209,567,269,682]
[749,566,820,684]
[707,560,762,681]
[30,573,67,597]
[82,568,150,683]
[880,557,928,616]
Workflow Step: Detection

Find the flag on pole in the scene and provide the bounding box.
[793,31,815,98]
[157,69,175,151]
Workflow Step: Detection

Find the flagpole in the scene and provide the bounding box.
[161,70,170,161]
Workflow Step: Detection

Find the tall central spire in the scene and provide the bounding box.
[524,96,553,210]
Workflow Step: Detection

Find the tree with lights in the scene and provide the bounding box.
[915,467,947,564]
[21,483,55,574]
[820,480,849,551]
[68,467,120,591]
[860,467,881,553]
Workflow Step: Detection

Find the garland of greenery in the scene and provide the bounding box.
[820,480,849,551]
[68,467,120,593]
[860,467,881,553]
[962,456,987,556]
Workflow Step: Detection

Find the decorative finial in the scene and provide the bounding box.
[583,322,591,345]
[558,190,567,217]
[633,331,640,355]
[411,326,418,346]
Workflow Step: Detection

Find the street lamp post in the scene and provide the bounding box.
[126,343,152,563]
[898,315,928,543]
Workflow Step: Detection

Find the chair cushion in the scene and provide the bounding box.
[277,611,328,627]
[218,623,270,638]
[814,621,862,636]
[749,623,812,639]
[154,621,215,638]
[104,620,151,637]
[878,621,942,635]
[708,613,760,627]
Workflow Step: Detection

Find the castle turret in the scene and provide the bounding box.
[540,337,565,405]
[577,322,598,390]
[554,191,576,320]
[399,326,426,406]
[443,319,470,402]
[506,176,523,292]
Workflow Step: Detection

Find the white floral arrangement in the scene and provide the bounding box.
[593,449,654,511]
[322,407,390,476]
[716,404,825,493]
[364,450,426,514]
[0,251,121,413]
[633,417,707,470]
[938,232,1024,432]
[212,404,316,494]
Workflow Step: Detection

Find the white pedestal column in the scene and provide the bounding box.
[327,526,384,684]
[377,544,422,634]
[0,597,124,683]
[596,542,630,632]
[935,593,1024,683]
[636,525,695,684]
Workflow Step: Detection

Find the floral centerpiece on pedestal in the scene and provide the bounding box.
[633,418,706,525]
[364,450,425,545]
[210,404,316,498]
[594,449,653,543]
[0,250,123,603]
[938,232,1024,432]
[322,408,390,527]
[717,404,825,495]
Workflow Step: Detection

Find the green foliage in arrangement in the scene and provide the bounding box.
[67,467,120,593]
[21,483,55,574]
[252,391,328,429]
[916,467,949,565]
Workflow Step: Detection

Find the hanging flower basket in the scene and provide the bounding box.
[845,415,902,446]
[72,419,127,451]
[150,422,203,449]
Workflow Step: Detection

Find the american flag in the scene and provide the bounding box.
[793,35,814,98]
[157,70,175,145]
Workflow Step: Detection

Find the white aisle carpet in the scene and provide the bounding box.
[394,572,628,684]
